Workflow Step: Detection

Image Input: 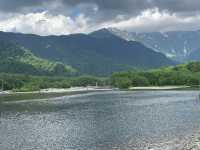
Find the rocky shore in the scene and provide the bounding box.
[146,135,200,150]
[183,136,200,150]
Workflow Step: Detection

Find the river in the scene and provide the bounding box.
[0,90,200,150]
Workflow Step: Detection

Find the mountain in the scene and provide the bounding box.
[0,39,75,76]
[0,30,175,75]
[108,28,200,62]
[188,48,200,61]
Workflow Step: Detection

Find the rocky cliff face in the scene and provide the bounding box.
[108,28,200,62]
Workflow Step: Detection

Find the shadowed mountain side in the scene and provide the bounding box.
[0,29,175,75]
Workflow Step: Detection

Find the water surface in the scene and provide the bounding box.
[0,91,200,150]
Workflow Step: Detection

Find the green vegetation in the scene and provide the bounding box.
[0,30,175,76]
[1,61,200,91]
[0,73,106,92]
[0,40,76,76]
[110,62,200,89]
[20,50,75,75]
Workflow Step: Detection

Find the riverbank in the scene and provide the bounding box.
[129,86,191,90]
[184,135,200,150]
[0,87,113,102]
[0,86,197,102]
[144,133,200,150]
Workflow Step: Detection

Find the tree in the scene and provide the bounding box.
[130,75,150,86]
[115,77,132,89]
[187,62,200,72]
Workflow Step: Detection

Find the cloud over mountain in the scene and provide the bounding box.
[0,0,200,35]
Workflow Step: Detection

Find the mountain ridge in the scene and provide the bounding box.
[0,30,175,75]
[106,28,200,62]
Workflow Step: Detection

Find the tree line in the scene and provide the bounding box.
[110,62,200,89]
[1,62,200,91]
[0,74,106,92]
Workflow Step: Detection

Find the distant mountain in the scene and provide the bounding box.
[0,39,75,76]
[188,48,200,61]
[0,30,175,75]
[108,28,200,62]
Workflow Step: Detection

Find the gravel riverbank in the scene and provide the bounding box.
[0,87,113,102]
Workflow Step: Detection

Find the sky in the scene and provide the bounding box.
[0,0,200,35]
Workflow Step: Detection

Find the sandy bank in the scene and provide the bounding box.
[0,87,113,102]
[129,86,190,90]
[39,87,113,93]
[0,87,113,95]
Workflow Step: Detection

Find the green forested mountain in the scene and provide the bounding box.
[0,30,175,75]
[0,40,75,76]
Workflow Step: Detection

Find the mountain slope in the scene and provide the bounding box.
[0,30,175,75]
[108,28,200,62]
[89,29,175,68]
[188,48,200,61]
[0,40,75,76]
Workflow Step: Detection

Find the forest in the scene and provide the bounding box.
[1,62,200,91]
[110,62,200,89]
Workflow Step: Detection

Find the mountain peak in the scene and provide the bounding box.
[91,28,200,62]
[89,28,115,38]
[89,28,129,42]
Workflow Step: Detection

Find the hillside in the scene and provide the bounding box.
[108,28,200,62]
[0,40,75,76]
[0,30,175,75]
[111,61,200,89]
[188,48,200,61]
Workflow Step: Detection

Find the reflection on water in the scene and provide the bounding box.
[0,91,200,150]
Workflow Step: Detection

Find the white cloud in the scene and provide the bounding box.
[1,9,200,35]
[104,8,200,32]
[0,11,91,35]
